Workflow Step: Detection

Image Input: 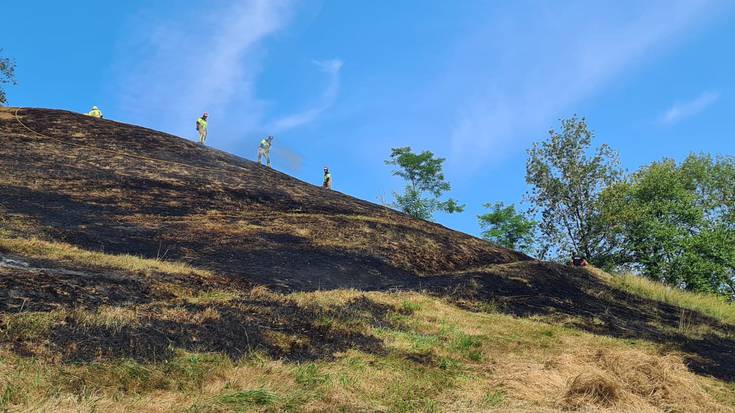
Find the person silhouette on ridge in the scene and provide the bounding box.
[196,112,208,145]
[258,135,273,166]
[87,106,103,118]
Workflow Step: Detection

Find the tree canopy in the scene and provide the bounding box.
[0,50,16,105]
[600,154,735,296]
[525,116,621,263]
[386,147,463,221]
[478,202,536,254]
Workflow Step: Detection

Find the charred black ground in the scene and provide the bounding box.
[1,107,734,382]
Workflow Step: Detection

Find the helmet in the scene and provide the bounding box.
[92,106,98,110]
[324,166,329,172]
[203,112,208,117]
[267,135,273,141]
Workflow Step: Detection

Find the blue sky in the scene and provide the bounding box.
[3,0,734,237]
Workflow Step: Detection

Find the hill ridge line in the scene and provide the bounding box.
[5,107,506,245]
[11,107,246,176]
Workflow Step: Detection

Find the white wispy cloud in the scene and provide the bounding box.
[269,58,343,133]
[659,91,719,124]
[115,0,293,146]
[444,0,722,171]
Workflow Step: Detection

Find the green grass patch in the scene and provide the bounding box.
[167,353,231,391]
[294,363,330,387]
[484,390,505,407]
[400,300,422,314]
[217,388,277,407]
[408,333,440,355]
[450,333,484,361]
[437,357,462,371]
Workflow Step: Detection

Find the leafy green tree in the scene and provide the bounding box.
[525,116,621,264]
[601,160,702,284]
[0,50,16,105]
[385,147,464,220]
[601,155,735,296]
[478,202,536,254]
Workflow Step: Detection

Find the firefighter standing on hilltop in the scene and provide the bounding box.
[87,106,103,118]
[196,112,208,145]
[258,135,273,166]
[323,167,332,189]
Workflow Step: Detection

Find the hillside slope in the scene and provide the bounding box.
[1,108,735,412]
[0,108,527,291]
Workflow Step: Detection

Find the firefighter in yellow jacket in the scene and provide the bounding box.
[87,106,103,118]
[323,167,332,190]
[196,112,208,145]
[258,136,273,166]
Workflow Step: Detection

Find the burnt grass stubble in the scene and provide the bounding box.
[1,109,734,381]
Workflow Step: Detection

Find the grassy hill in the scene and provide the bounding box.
[1,107,734,412]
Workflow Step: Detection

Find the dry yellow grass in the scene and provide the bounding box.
[1,284,734,411]
[592,269,735,326]
[71,306,141,333]
[0,236,211,277]
[0,108,16,121]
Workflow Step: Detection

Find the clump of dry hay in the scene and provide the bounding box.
[498,346,732,412]
[561,372,621,409]
[591,349,722,412]
[555,348,731,412]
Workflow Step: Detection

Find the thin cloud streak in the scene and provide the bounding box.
[659,91,719,124]
[269,58,343,133]
[115,0,293,145]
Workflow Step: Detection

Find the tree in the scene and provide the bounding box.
[0,50,16,105]
[385,147,464,220]
[478,202,536,254]
[525,117,621,264]
[600,155,735,296]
